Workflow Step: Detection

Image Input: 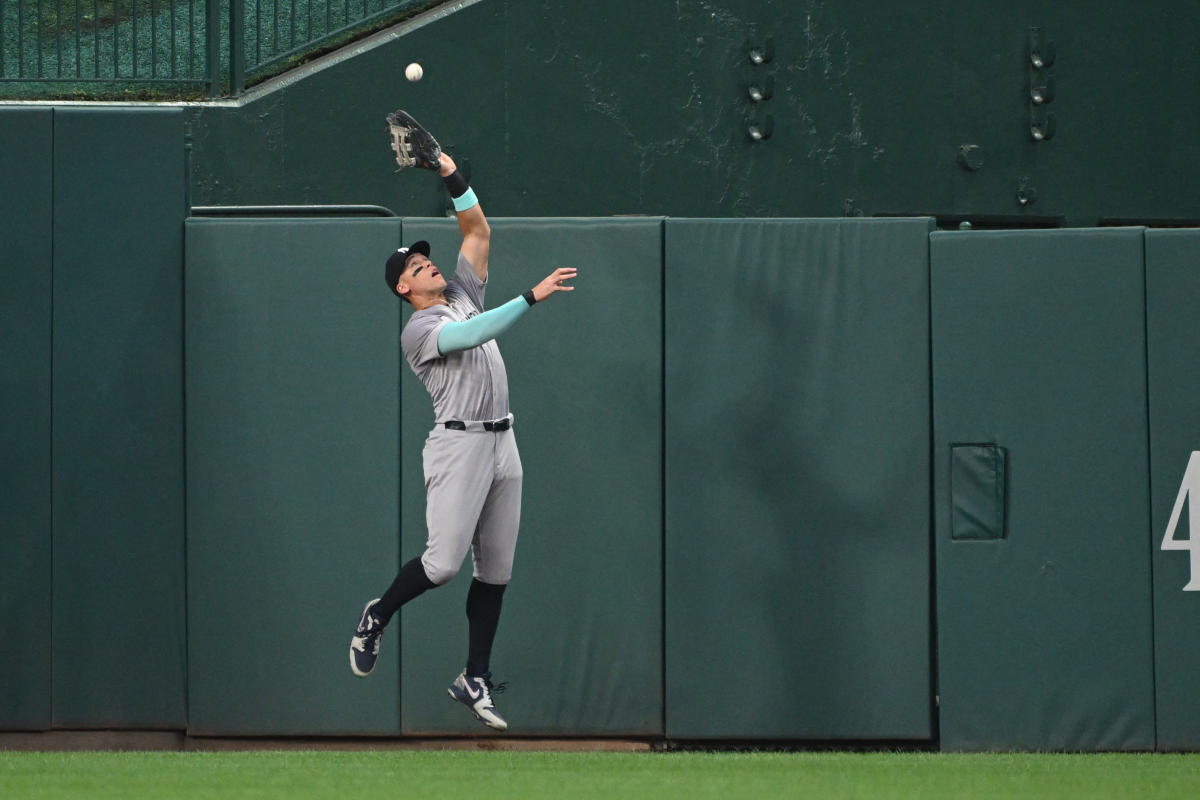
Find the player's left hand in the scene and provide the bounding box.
[531,267,578,303]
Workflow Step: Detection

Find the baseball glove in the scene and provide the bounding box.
[386,109,442,171]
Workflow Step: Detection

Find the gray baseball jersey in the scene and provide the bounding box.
[401,253,510,424]
[401,253,522,586]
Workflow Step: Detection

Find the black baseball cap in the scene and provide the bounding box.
[385,240,431,296]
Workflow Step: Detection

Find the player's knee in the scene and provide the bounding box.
[474,564,513,586]
[423,560,460,586]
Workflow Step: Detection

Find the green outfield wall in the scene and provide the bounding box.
[0,107,188,729]
[1145,230,1200,751]
[5,105,1200,746]
[184,218,405,735]
[0,108,54,730]
[931,228,1154,751]
[664,218,933,739]
[50,107,189,729]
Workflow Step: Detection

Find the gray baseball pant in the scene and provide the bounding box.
[419,426,523,586]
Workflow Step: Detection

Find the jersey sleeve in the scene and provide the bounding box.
[401,306,453,367]
[437,296,530,353]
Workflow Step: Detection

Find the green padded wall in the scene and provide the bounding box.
[1145,230,1200,751]
[185,218,403,735]
[664,218,934,739]
[931,228,1154,751]
[0,109,53,730]
[398,218,663,735]
[50,108,187,728]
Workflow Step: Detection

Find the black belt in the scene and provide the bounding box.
[444,418,511,432]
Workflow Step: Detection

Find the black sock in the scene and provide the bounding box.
[374,556,437,626]
[465,578,507,677]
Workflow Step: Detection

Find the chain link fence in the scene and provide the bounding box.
[0,0,437,97]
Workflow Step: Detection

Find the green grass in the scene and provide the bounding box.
[2,750,1200,800]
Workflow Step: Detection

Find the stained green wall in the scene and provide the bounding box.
[186,0,1200,227]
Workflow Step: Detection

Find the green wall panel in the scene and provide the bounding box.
[1146,230,1200,751]
[931,228,1154,751]
[0,109,53,730]
[185,218,403,734]
[189,1,1200,226]
[51,108,187,727]
[664,218,934,739]
[398,218,663,735]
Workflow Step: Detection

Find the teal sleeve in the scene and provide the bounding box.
[437,296,530,354]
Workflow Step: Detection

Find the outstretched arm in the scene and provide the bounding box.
[438,153,490,282]
[437,267,578,354]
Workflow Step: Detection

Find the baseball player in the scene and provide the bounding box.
[350,131,576,732]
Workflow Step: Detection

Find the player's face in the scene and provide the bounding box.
[404,254,445,291]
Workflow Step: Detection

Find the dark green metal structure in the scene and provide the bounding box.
[185,0,1200,227]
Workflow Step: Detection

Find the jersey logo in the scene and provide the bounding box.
[1162,450,1200,591]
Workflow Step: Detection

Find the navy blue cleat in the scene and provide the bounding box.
[349,599,385,677]
[448,671,508,731]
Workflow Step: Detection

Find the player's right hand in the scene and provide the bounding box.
[531,267,578,303]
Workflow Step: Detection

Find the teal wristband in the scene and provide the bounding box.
[452,187,479,212]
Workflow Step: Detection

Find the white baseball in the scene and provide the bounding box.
[405,62,423,82]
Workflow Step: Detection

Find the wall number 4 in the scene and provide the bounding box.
[1163,451,1200,591]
